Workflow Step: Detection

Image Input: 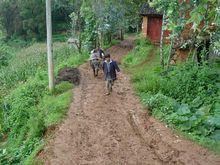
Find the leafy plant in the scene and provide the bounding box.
[123,38,220,153]
[0,42,14,68]
[0,42,89,164]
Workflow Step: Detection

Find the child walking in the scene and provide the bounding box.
[102,53,120,95]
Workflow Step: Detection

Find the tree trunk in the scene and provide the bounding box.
[160,13,165,68]
[120,28,124,40]
[108,32,112,44]
[78,35,82,54]
[136,24,139,33]
[77,11,82,54]
[166,32,174,70]
[100,32,104,47]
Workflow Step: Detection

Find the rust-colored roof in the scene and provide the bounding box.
[140,2,162,16]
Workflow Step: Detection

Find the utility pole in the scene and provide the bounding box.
[46,0,54,91]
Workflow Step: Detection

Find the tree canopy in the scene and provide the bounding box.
[0,0,145,41]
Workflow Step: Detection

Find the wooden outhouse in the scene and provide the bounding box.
[140,2,169,43]
[140,2,163,43]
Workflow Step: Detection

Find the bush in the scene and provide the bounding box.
[0,80,73,164]
[3,78,47,134]
[123,38,220,153]
[160,62,219,106]
[0,42,89,164]
[0,42,14,68]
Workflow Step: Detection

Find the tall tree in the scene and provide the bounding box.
[19,0,46,40]
[0,0,21,38]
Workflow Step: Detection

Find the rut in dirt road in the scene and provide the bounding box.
[42,38,220,165]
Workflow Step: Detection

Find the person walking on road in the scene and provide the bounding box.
[102,53,120,95]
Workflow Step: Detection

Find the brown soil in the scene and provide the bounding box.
[56,67,80,85]
[41,36,220,165]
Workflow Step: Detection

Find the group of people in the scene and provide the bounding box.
[90,45,120,95]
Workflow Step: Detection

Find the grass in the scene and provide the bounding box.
[122,37,220,154]
[23,143,44,165]
[102,39,120,50]
[53,33,68,42]
[0,41,89,164]
[40,84,73,127]
[123,37,160,94]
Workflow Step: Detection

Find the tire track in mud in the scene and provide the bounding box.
[116,76,182,164]
[41,37,220,165]
[127,109,182,164]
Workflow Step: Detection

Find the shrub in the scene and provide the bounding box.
[0,42,14,68]
[0,42,89,164]
[160,62,219,106]
[123,38,220,153]
[3,79,47,135]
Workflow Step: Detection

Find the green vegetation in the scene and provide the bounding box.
[0,42,88,164]
[152,0,219,69]
[122,0,220,153]
[102,39,121,50]
[0,0,145,47]
[0,42,14,69]
[68,0,145,52]
[0,0,74,40]
[0,0,219,163]
[123,37,220,153]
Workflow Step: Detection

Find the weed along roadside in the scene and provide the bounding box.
[122,37,220,154]
[0,42,88,164]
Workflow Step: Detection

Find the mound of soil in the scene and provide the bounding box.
[56,67,80,85]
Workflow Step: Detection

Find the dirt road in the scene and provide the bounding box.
[42,38,220,165]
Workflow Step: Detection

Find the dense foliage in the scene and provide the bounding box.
[0,0,75,40]
[0,43,88,164]
[123,37,220,152]
[152,0,220,67]
[0,0,146,43]
[0,42,14,69]
[67,0,146,50]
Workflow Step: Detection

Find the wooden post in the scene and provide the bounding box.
[46,0,54,91]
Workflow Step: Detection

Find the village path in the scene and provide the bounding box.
[41,36,220,165]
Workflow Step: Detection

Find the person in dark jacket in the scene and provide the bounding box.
[102,53,120,95]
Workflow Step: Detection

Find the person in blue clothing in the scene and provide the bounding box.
[102,53,120,95]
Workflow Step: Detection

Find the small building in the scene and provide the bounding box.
[140,1,216,63]
[140,2,169,43]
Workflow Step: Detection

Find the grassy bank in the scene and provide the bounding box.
[122,37,220,153]
[0,42,88,164]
